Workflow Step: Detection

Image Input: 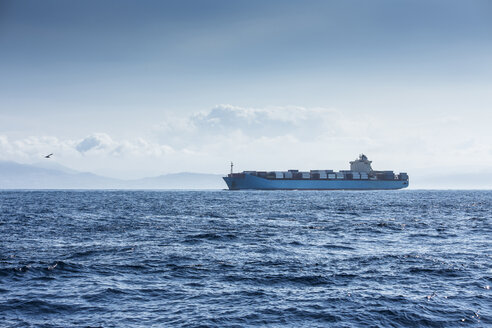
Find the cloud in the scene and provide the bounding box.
[0,135,78,161]
[191,105,340,138]
[0,135,10,150]
[0,134,175,163]
[0,133,181,178]
[151,104,492,173]
[1,105,491,179]
[156,104,343,147]
[72,134,176,158]
[111,138,174,157]
[76,133,114,153]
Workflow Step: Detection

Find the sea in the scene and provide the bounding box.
[0,190,490,327]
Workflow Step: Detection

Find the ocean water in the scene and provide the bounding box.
[0,190,490,327]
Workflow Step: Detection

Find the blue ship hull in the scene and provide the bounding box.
[223,174,408,190]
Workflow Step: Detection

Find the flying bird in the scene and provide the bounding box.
[44,153,54,159]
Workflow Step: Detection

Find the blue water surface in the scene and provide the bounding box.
[0,190,490,327]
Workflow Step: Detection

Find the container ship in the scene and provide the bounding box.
[223,154,409,190]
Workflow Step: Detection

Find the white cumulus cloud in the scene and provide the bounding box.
[155,104,344,149]
[189,104,341,139]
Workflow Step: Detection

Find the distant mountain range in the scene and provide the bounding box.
[0,161,225,189]
[0,161,490,189]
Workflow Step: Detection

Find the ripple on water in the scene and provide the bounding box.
[0,190,491,327]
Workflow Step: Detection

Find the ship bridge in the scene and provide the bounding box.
[350,154,373,172]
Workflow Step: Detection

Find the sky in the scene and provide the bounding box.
[0,0,491,183]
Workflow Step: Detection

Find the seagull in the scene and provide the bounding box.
[44,153,53,159]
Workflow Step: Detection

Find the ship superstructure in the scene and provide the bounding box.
[223,154,409,190]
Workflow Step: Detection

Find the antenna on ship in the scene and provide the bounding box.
[230,161,234,175]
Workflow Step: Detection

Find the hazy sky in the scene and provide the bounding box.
[1,0,491,179]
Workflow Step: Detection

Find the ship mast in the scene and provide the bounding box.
[230,161,234,175]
